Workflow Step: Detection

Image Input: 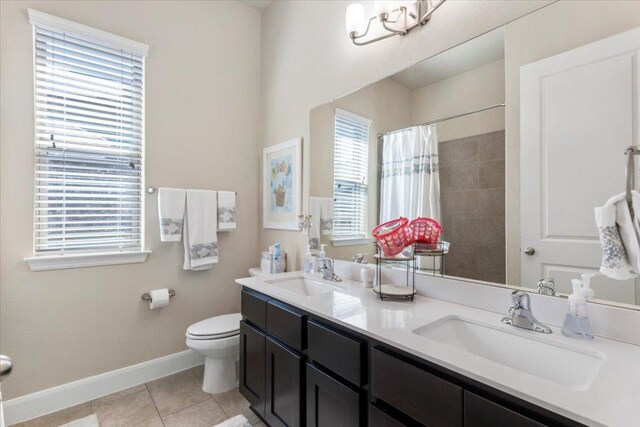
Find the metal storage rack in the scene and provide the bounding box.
[373,241,450,301]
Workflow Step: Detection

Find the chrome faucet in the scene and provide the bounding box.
[318,258,342,282]
[502,291,552,334]
[352,253,367,264]
[536,277,556,296]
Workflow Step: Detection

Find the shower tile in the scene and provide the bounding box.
[440,164,479,192]
[447,243,478,272]
[450,217,481,245]
[478,131,505,161]
[447,269,481,281]
[479,160,505,189]
[475,271,507,284]
[478,188,505,217]
[443,190,478,217]
[439,137,478,166]
[478,245,506,274]
[440,216,453,241]
[147,369,210,417]
[480,217,505,247]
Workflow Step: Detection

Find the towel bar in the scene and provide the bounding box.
[141,289,176,302]
[146,186,236,195]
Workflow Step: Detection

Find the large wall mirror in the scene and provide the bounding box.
[308,2,640,310]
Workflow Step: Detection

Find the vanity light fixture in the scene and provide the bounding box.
[346,0,447,46]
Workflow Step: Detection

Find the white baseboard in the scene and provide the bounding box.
[3,350,204,426]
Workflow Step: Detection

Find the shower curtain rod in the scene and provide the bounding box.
[377,103,506,138]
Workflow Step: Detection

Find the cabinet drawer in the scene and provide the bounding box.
[241,289,268,330]
[368,405,406,427]
[308,320,364,386]
[306,364,362,427]
[464,391,546,427]
[371,347,463,427]
[267,300,307,352]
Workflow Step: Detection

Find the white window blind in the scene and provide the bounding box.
[32,23,145,255]
[333,109,370,240]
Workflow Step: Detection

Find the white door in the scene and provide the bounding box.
[520,27,640,304]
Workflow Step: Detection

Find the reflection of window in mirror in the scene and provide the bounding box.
[332,109,371,242]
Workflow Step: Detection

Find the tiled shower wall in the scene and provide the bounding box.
[439,130,506,283]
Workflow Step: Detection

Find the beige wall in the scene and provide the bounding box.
[309,78,412,261]
[504,0,640,285]
[411,59,506,142]
[0,1,261,398]
[259,0,553,271]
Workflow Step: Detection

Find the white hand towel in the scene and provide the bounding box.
[309,197,322,249]
[309,197,334,249]
[320,197,334,236]
[595,205,636,279]
[218,191,236,231]
[158,188,185,242]
[595,190,640,279]
[183,190,218,270]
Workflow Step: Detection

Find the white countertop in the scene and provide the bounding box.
[236,271,640,427]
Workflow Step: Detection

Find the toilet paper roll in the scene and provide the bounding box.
[149,288,170,310]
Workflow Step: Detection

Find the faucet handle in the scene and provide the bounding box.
[511,290,531,310]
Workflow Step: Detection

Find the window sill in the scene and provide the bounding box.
[24,250,151,272]
[331,238,373,247]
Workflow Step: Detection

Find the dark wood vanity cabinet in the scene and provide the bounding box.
[265,337,305,427]
[240,289,306,427]
[306,364,362,427]
[239,321,266,416]
[240,287,584,427]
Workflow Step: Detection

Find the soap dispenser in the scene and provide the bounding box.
[319,244,327,260]
[581,273,596,301]
[561,279,593,340]
[303,245,314,274]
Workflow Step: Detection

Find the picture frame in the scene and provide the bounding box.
[263,138,302,230]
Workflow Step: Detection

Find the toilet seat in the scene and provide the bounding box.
[186,313,241,340]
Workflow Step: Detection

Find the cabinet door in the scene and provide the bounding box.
[239,321,266,417]
[464,391,546,427]
[265,337,304,427]
[306,364,361,427]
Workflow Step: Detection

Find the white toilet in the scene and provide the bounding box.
[186,312,242,393]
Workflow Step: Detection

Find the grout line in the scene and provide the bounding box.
[144,383,165,426]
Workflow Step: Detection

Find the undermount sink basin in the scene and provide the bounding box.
[413,316,604,390]
[264,276,339,297]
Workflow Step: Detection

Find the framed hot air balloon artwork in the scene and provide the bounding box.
[263,138,302,230]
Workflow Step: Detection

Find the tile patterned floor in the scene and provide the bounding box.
[16,366,265,427]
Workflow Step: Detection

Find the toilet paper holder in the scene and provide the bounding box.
[141,289,176,302]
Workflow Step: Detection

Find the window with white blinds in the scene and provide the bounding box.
[32,22,145,255]
[333,109,371,240]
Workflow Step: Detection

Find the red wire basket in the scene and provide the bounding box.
[372,217,412,256]
[409,217,442,244]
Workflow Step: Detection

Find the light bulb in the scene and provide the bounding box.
[345,3,365,36]
[374,1,393,18]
